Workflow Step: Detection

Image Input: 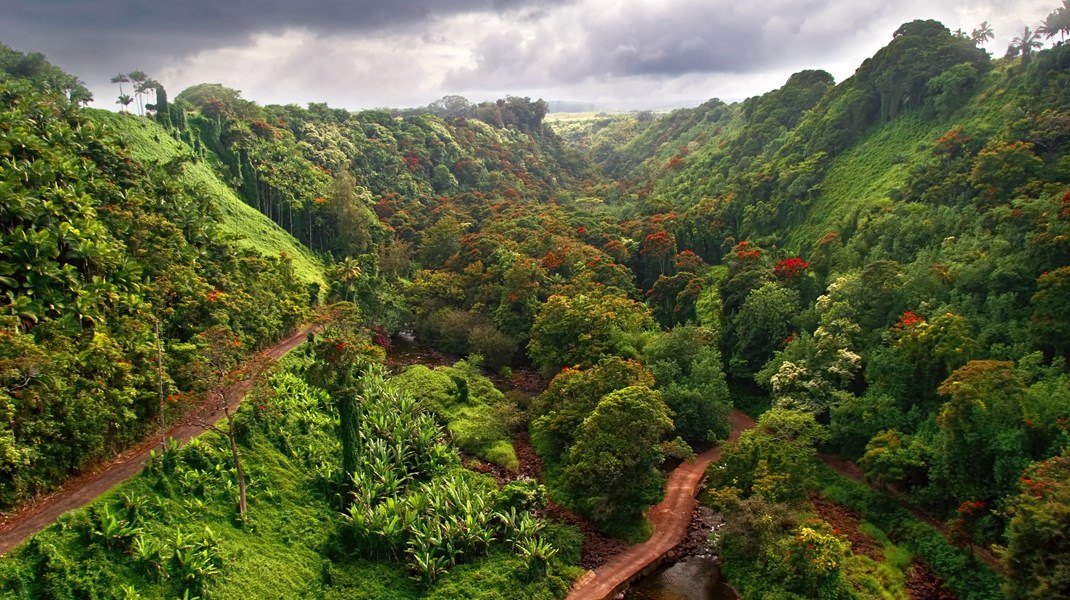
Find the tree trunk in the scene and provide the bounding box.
[155,319,166,451]
[223,405,248,515]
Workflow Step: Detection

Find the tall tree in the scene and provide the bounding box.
[127,70,147,115]
[971,21,994,47]
[184,325,251,516]
[1003,450,1070,600]
[109,73,130,111]
[1039,2,1070,41]
[1011,26,1044,66]
[563,385,673,527]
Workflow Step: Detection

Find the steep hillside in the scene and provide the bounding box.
[0,47,315,510]
[89,110,326,289]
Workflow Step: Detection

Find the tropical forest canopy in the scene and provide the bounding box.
[1,9,1070,600]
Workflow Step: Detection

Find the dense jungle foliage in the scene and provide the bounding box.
[2,9,1070,599]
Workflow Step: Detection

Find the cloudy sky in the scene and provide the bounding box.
[0,0,1055,111]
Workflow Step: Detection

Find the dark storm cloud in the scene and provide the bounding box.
[0,0,1052,110]
[0,0,569,86]
[449,0,885,89]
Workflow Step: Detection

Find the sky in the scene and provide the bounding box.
[0,0,1057,112]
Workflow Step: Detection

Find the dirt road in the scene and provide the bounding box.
[0,325,315,556]
[566,410,756,600]
[566,407,1006,599]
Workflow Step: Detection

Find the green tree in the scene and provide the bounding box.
[527,292,655,376]
[563,385,673,527]
[305,304,385,490]
[859,429,926,491]
[334,257,363,302]
[418,216,468,269]
[971,21,994,46]
[1039,4,1070,42]
[642,325,731,442]
[1003,450,1070,600]
[728,281,800,378]
[935,360,1029,504]
[969,141,1044,204]
[711,408,827,503]
[531,357,653,464]
[116,93,133,112]
[110,73,130,111]
[1010,26,1044,66]
[1030,267,1070,360]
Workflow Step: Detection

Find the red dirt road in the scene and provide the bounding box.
[566,410,756,600]
[0,325,315,557]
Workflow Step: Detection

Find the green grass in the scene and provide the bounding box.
[89,111,326,289]
[788,113,948,250]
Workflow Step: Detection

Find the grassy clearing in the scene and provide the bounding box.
[90,111,326,289]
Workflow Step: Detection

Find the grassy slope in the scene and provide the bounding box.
[787,113,949,250]
[787,64,1028,252]
[91,110,326,288]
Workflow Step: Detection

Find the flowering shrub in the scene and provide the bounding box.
[774,257,810,279]
[778,520,850,595]
[734,240,760,261]
[896,310,925,329]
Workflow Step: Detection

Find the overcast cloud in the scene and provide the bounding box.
[0,0,1056,110]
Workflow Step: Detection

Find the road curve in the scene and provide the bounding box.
[567,410,756,600]
[0,325,315,556]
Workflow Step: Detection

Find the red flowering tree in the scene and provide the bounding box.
[640,230,677,277]
[603,239,632,264]
[774,257,810,279]
[182,324,251,515]
[948,499,987,550]
[674,250,705,272]
[733,240,761,263]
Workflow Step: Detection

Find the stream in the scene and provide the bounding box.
[624,557,739,600]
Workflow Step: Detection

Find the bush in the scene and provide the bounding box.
[467,324,517,370]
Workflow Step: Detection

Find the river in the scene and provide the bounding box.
[624,556,739,600]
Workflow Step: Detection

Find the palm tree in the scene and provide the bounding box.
[1039,3,1070,42]
[336,257,362,301]
[971,21,994,47]
[1012,26,1044,66]
[110,73,130,111]
[116,93,134,112]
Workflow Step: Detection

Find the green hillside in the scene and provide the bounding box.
[90,110,326,289]
[4,12,1070,600]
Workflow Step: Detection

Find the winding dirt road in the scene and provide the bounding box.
[566,407,1006,599]
[0,325,316,557]
[566,410,756,600]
